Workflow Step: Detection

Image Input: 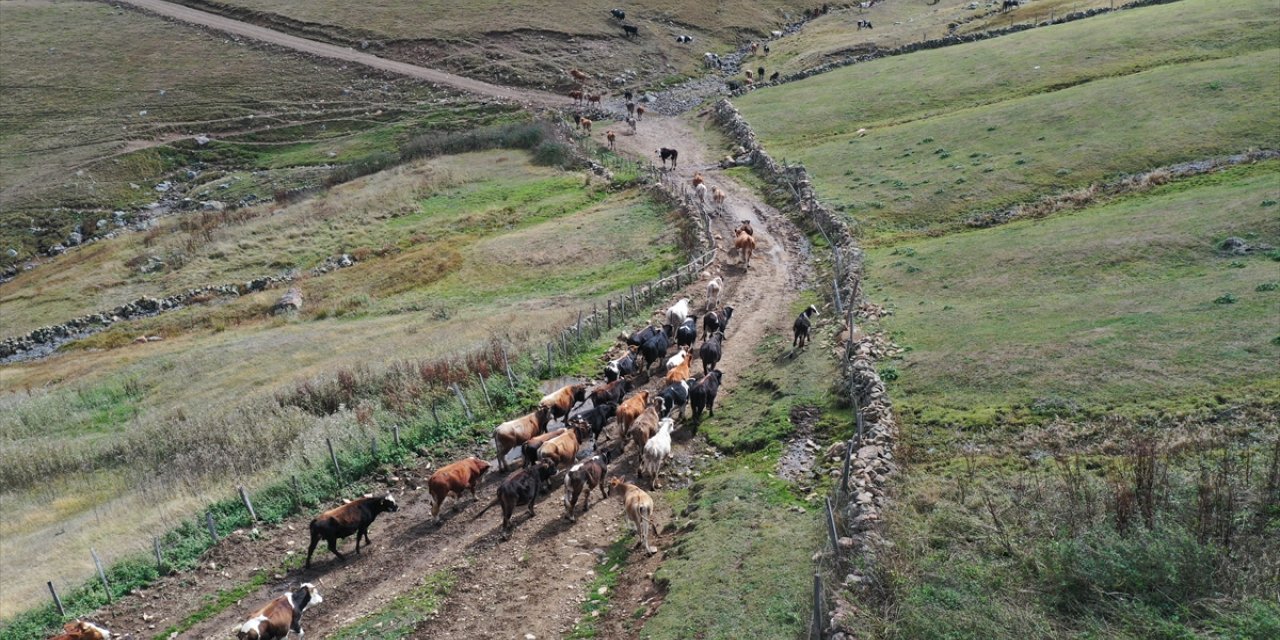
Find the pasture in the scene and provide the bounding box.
[865,162,1280,427]
[0,0,513,260]
[0,150,678,617]
[169,0,816,87]
[736,0,1280,242]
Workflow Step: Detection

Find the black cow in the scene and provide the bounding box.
[640,330,670,374]
[857,19,873,29]
[675,315,698,350]
[769,71,780,83]
[699,330,724,374]
[658,147,679,168]
[657,380,690,418]
[703,305,734,341]
[690,369,723,421]
[571,401,618,442]
[305,494,398,568]
[475,460,557,538]
[611,8,625,19]
[624,89,634,101]
[757,66,765,80]
[793,304,820,348]
[628,324,661,348]
[622,24,639,37]
[564,447,617,521]
[1001,0,1019,10]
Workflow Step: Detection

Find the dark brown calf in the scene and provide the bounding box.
[539,382,589,423]
[589,377,632,409]
[474,461,557,538]
[236,583,322,640]
[305,494,398,568]
[563,448,616,521]
[427,457,490,518]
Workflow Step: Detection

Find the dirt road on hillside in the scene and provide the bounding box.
[84,114,810,640]
[112,0,568,106]
[67,4,816,637]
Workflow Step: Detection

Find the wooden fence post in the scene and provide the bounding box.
[91,548,111,603]
[825,497,840,555]
[631,285,638,311]
[392,423,401,448]
[477,373,494,411]
[832,277,843,315]
[291,475,302,507]
[48,581,65,617]
[238,486,258,522]
[500,344,516,391]
[153,536,165,572]
[370,435,378,458]
[840,438,855,497]
[855,398,865,447]
[547,342,554,376]
[811,574,824,639]
[430,399,441,428]
[327,438,342,483]
[577,310,584,342]
[608,299,614,330]
[452,383,474,421]
[205,512,219,543]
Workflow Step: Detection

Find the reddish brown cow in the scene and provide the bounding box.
[615,390,651,435]
[540,382,589,422]
[427,457,490,518]
[539,419,591,472]
[236,583,322,640]
[628,400,662,451]
[50,621,110,640]
[589,377,633,409]
[493,406,552,471]
[305,494,398,568]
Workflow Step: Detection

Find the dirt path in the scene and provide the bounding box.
[112,0,569,107]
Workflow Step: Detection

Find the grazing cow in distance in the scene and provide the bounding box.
[641,417,675,488]
[757,66,765,80]
[568,89,583,103]
[658,147,678,168]
[616,390,652,436]
[622,23,639,37]
[666,297,691,330]
[703,305,734,341]
[763,43,771,55]
[675,35,694,44]
[657,379,690,418]
[604,347,640,382]
[564,448,615,521]
[857,19,873,30]
[236,584,322,640]
[626,101,636,116]
[609,478,661,554]
[706,276,723,309]
[570,68,589,83]
[640,330,670,374]
[540,382,589,423]
[793,304,820,348]
[493,406,553,471]
[769,71,780,83]
[734,221,756,267]
[771,29,783,38]
[578,116,593,133]
[1001,0,1019,10]
[750,42,759,55]
[745,70,753,81]
[306,494,398,568]
[51,621,111,640]
[475,460,557,538]
[588,93,602,106]
[611,8,625,20]
[690,369,723,421]
[675,315,698,350]
[427,457,490,518]
[606,130,616,149]
[699,330,725,374]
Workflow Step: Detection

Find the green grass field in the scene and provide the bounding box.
[0,150,678,617]
[865,162,1280,427]
[0,0,513,260]
[736,0,1280,242]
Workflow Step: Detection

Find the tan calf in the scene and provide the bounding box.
[609,478,661,554]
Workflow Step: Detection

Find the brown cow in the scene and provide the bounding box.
[427,457,490,518]
[734,222,756,268]
[539,419,591,473]
[568,89,583,103]
[235,583,322,640]
[665,354,691,384]
[493,406,552,471]
[589,377,632,409]
[691,172,704,188]
[521,427,565,468]
[712,186,727,206]
[628,400,662,451]
[306,494,398,568]
[570,68,590,83]
[635,104,646,120]
[606,130,616,150]
[540,382,589,423]
[615,390,651,436]
[609,478,661,554]
[563,447,616,521]
[588,93,602,105]
[50,621,110,640]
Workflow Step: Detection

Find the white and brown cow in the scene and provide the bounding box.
[236,583,322,640]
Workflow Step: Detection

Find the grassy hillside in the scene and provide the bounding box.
[173,0,817,87]
[0,0,513,259]
[865,162,1280,427]
[0,150,678,617]
[736,0,1280,242]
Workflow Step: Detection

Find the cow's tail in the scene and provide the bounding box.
[472,496,500,520]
